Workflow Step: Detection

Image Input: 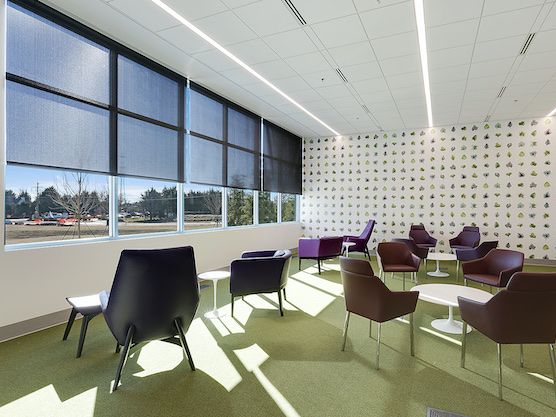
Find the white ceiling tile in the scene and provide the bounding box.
[227,39,279,64]
[192,49,238,71]
[290,89,324,103]
[427,19,479,51]
[163,0,228,20]
[468,57,515,79]
[385,71,422,89]
[314,84,352,100]
[263,29,317,58]
[233,0,299,36]
[430,81,466,95]
[351,77,390,94]
[428,45,474,69]
[285,52,332,74]
[194,11,257,44]
[221,0,262,9]
[354,0,411,13]
[109,0,179,32]
[542,3,556,31]
[327,42,376,67]
[311,15,368,48]
[396,98,427,110]
[371,31,419,60]
[361,92,397,106]
[526,29,556,54]
[339,61,382,82]
[510,69,554,85]
[472,36,523,62]
[329,96,361,109]
[430,65,470,83]
[519,50,556,71]
[302,69,343,87]
[273,75,312,91]
[390,85,425,100]
[380,54,421,76]
[252,60,298,79]
[156,24,213,54]
[477,7,542,43]
[220,66,260,85]
[292,0,357,24]
[424,0,483,26]
[482,0,546,16]
[359,2,415,39]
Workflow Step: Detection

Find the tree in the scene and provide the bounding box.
[161,186,177,220]
[37,186,62,213]
[281,194,296,222]
[227,189,253,226]
[203,189,222,225]
[15,190,33,218]
[5,190,16,218]
[258,191,277,223]
[139,187,162,221]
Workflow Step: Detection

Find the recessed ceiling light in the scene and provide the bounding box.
[414,0,433,128]
[151,0,340,136]
[547,106,556,117]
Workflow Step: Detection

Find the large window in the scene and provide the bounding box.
[227,189,254,227]
[184,184,222,230]
[259,192,278,224]
[281,194,297,222]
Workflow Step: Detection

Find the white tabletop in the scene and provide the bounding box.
[411,284,493,307]
[198,270,231,281]
[342,242,356,247]
[427,252,457,261]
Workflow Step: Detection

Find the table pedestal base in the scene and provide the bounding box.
[431,306,472,334]
[427,259,450,277]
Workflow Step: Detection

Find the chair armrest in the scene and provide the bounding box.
[499,267,523,287]
[298,238,320,257]
[242,250,277,259]
[386,290,419,318]
[458,296,488,330]
[449,237,459,245]
[456,248,477,262]
[461,256,487,274]
[100,290,110,312]
[230,257,285,295]
[343,235,359,240]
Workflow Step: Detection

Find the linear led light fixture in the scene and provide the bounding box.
[548,106,556,117]
[414,0,433,128]
[151,0,340,136]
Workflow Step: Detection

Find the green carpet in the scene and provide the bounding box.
[1,256,555,417]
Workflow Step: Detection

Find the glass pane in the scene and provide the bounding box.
[118,115,179,181]
[228,108,259,150]
[259,191,277,224]
[184,184,222,230]
[4,165,109,245]
[118,55,178,125]
[7,4,109,103]
[227,147,259,190]
[226,188,253,227]
[7,81,110,173]
[281,193,296,222]
[189,89,224,140]
[118,177,177,236]
[188,135,224,186]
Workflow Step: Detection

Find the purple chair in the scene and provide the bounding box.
[455,241,498,281]
[343,219,375,259]
[450,226,480,251]
[392,238,429,271]
[408,224,437,249]
[298,236,343,274]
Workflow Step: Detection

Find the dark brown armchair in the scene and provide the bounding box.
[340,257,419,370]
[462,249,524,290]
[377,242,421,290]
[392,238,429,271]
[458,272,556,400]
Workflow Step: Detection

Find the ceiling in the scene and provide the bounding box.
[42,0,556,137]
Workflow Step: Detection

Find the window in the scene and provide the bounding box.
[4,165,109,245]
[259,192,278,224]
[118,178,177,236]
[281,194,297,222]
[184,184,222,230]
[227,188,254,227]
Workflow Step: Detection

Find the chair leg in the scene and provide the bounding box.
[424,258,427,272]
[298,258,301,270]
[231,295,235,317]
[369,320,372,338]
[461,322,467,368]
[464,278,468,287]
[549,344,556,397]
[113,325,134,391]
[520,344,524,368]
[402,272,406,291]
[277,290,284,316]
[76,314,93,358]
[497,343,503,400]
[409,313,415,357]
[318,259,321,274]
[283,288,287,301]
[376,322,382,370]
[175,319,195,371]
[341,312,350,351]
[115,342,121,354]
[62,308,78,341]
[456,260,460,282]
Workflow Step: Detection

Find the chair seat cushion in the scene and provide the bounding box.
[383,264,418,272]
[464,273,500,286]
[66,293,104,316]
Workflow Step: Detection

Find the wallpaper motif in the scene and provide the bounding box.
[301,118,555,260]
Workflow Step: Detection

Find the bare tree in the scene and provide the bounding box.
[51,173,106,238]
[203,190,222,226]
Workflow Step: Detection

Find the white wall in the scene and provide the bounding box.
[301,118,556,261]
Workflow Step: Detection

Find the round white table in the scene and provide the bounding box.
[342,242,356,257]
[412,283,492,334]
[426,252,457,277]
[198,270,231,319]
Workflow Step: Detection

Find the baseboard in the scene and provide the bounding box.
[0,308,72,343]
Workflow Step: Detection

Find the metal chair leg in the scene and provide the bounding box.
[402,272,406,291]
[231,295,235,317]
[62,308,77,341]
[341,312,350,351]
[409,313,415,356]
[76,314,93,358]
[520,344,524,368]
[376,322,382,370]
[369,320,372,338]
[115,342,121,354]
[461,322,467,368]
[497,343,503,400]
[175,319,195,371]
[318,259,321,274]
[456,260,460,281]
[298,258,301,270]
[283,288,287,301]
[113,325,134,391]
[278,290,284,316]
[549,344,556,397]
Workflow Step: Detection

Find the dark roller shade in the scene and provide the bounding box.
[189,89,224,140]
[6,81,110,173]
[228,147,259,190]
[262,121,302,194]
[188,135,224,186]
[228,107,259,151]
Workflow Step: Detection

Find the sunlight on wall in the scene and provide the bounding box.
[0,385,97,417]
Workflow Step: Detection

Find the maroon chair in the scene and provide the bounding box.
[449,226,480,250]
[408,224,437,249]
[392,238,429,271]
[340,257,419,369]
[343,219,375,259]
[455,240,498,281]
[458,272,556,400]
[462,249,524,290]
[298,236,343,274]
[377,242,421,290]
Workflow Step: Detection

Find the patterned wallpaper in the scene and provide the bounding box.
[301,117,555,260]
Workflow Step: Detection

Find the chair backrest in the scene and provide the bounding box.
[476,240,498,257]
[104,246,199,345]
[409,224,432,244]
[319,236,344,257]
[358,220,376,241]
[230,249,291,295]
[456,226,480,247]
[506,272,556,292]
[486,249,524,275]
[392,238,428,259]
[377,242,413,265]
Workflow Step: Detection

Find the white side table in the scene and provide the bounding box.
[426,252,457,277]
[412,283,493,334]
[342,242,356,257]
[198,270,231,319]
